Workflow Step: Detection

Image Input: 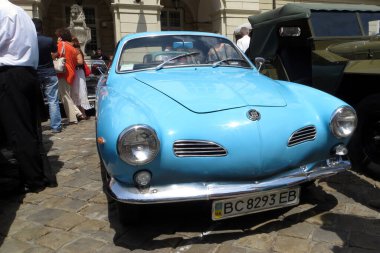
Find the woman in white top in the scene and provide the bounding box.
[70,37,92,120]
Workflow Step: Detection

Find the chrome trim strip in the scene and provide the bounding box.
[173,140,227,157]
[288,125,316,147]
[105,157,350,204]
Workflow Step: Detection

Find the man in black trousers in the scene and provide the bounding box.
[0,0,56,193]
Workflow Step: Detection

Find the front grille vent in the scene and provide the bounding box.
[288,126,317,147]
[173,140,227,157]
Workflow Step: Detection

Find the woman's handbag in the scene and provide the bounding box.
[54,42,66,73]
[83,62,91,77]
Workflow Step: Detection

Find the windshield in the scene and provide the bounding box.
[117,35,251,72]
[310,11,380,37]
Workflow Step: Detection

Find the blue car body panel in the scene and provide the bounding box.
[133,68,287,112]
[96,31,354,207]
[97,70,348,183]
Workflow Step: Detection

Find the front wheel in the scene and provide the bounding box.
[349,94,380,178]
[117,202,140,226]
[99,157,141,225]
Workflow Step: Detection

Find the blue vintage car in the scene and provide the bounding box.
[96,31,357,224]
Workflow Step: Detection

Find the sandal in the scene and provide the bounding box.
[77,114,88,121]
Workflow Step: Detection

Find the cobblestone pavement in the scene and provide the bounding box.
[0,117,380,253]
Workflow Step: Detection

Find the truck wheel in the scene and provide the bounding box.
[117,202,140,226]
[349,95,380,177]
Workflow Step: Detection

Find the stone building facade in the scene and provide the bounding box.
[13,0,380,57]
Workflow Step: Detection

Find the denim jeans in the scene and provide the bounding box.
[39,75,62,131]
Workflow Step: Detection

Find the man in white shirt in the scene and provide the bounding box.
[237,27,251,53]
[0,0,53,193]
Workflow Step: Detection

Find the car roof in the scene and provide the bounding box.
[248,3,380,27]
[118,31,228,44]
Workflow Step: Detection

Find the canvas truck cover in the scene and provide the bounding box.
[247,3,380,60]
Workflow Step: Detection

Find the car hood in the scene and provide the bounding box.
[133,68,287,113]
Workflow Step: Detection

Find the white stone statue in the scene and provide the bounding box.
[68,4,91,56]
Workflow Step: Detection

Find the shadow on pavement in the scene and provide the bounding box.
[320,170,380,252]
[105,181,338,251]
[0,129,63,247]
[0,148,24,247]
[320,213,380,252]
[0,192,24,247]
[324,170,380,213]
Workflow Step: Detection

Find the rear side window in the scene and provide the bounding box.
[310,11,362,37]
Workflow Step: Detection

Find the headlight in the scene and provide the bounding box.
[330,106,357,138]
[117,125,160,165]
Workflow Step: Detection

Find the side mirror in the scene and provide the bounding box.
[254,57,265,72]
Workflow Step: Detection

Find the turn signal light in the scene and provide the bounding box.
[97,137,106,144]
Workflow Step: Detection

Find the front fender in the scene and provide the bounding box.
[96,84,160,178]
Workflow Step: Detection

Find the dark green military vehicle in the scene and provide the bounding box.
[246,3,380,176]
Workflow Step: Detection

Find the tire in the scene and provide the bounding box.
[99,158,141,225]
[117,202,140,226]
[99,158,109,185]
[301,180,315,190]
[349,94,380,178]
[96,133,110,187]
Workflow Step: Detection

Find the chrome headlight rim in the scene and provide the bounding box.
[329,106,357,139]
[117,124,160,165]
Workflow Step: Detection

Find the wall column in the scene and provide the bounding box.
[212,10,259,40]
[11,0,42,17]
[111,1,162,43]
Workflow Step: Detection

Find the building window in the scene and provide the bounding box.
[83,8,97,53]
[161,9,183,31]
[65,6,97,54]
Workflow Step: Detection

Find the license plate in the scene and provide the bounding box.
[212,187,300,220]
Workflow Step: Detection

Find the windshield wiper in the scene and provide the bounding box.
[212,58,247,68]
[155,52,200,70]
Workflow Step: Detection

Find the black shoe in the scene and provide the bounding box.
[21,184,46,194]
[51,129,62,134]
[42,177,57,188]
[45,180,58,188]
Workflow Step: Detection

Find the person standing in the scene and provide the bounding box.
[91,48,110,67]
[92,48,109,62]
[0,0,54,192]
[55,28,84,124]
[32,18,62,133]
[237,27,251,53]
[71,37,92,120]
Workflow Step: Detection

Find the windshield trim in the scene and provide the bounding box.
[116,64,253,75]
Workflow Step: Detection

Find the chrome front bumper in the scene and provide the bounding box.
[106,157,350,204]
